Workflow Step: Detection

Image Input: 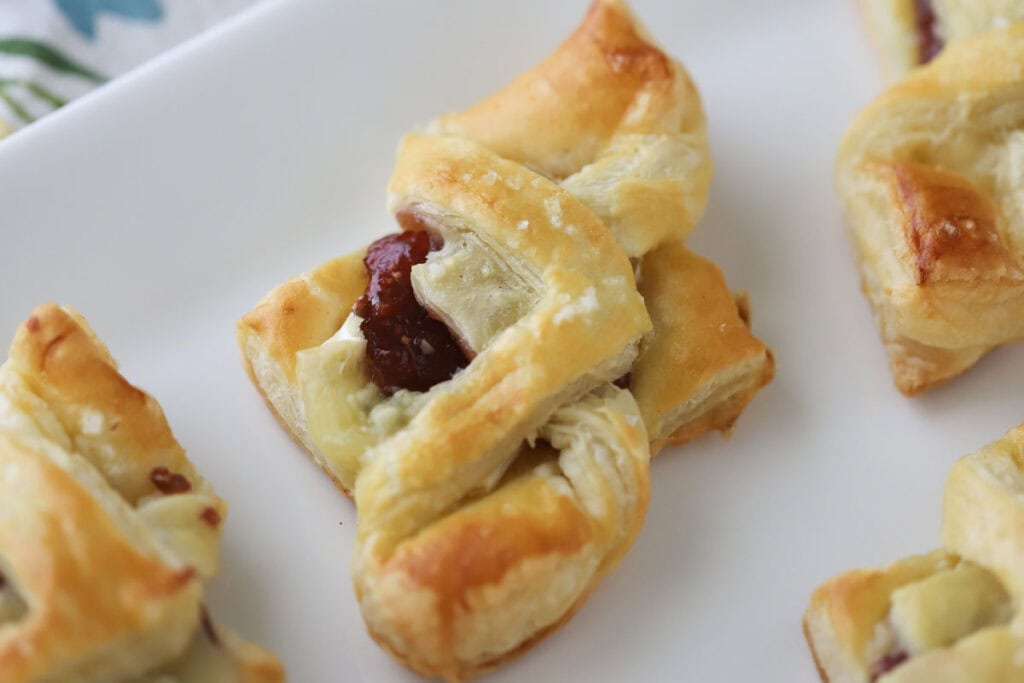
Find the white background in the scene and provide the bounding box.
[2,1,1023,680]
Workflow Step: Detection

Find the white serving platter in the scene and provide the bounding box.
[2,0,1023,680]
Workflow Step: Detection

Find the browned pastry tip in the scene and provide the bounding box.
[434,0,694,178]
[837,22,1024,395]
[867,161,1019,287]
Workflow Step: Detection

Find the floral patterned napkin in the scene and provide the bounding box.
[0,0,258,137]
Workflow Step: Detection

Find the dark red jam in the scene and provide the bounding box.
[870,650,909,682]
[200,507,222,528]
[150,467,192,495]
[613,372,632,390]
[354,229,468,394]
[915,0,943,64]
[200,606,221,646]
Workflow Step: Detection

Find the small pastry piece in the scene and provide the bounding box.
[631,242,774,452]
[861,0,1024,79]
[803,425,1024,682]
[836,23,1024,395]
[430,0,711,257]
[0,304,283,683]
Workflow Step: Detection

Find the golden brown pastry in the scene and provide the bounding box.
[861,0,1024,79]
[0,304,283,683]
[837,22,1024,395]
[429,0,711,258]
[239,1,771,678]
[425,0,769,437]
[244,134,651,680]
[632,242,774,452]
[238,145,770,679]
[803,425,1024,682]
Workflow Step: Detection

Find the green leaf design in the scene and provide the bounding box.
[0,37,105,84]
[21,81,67,109]
[0,86,35,125]
[0,78,71,125]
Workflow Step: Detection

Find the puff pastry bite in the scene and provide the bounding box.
[244,133,651,680]
[0,304,283,683]
[861,0,1024,79]
[804,424,1024,682]
[837,22,1024,395]
[239,151,773,677]
[239,1,770,679]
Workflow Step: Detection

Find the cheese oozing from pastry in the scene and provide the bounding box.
[862,562,1013,680]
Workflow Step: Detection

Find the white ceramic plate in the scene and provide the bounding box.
[3,0,1024,680]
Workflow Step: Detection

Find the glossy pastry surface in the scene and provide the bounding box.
[0,304,283,683]
[837,22,1024,395]
[238,1,771,679]
[431,0,712,257]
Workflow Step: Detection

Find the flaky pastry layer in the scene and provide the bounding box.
[430,0,711,257]
[837,22,1024,395]
[0,304,283,683]
[239,1,771,678]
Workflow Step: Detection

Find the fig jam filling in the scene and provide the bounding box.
[200,506,222,528]
[870,650,909,682]
[915,0,943,64]
[200,606,221,647]
[150,467,192,495]
[354,227,469,394]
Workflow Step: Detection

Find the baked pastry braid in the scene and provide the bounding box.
[240,1,769,677]
[244,133,650,679]
[429,0,711,258]
[249,134,650,496]
[804,425,1024,682]
[239,234,768,677]
[861,0,1024,79]
[837,22,1024,395]
[0,304,283,683]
